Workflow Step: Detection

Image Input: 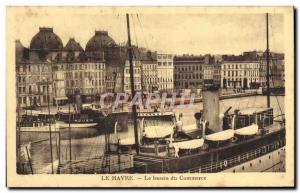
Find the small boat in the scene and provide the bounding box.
[20,123,58,132]
[171,138,204,150]
[205,129,234,141]
[57,121,98,129]
[56,110,106,129]
[171,138,205,158]
[234,124,259,136]
[18,115,58,133]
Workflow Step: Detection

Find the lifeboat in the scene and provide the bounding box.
[205,129,234,141]
[172,138,204,150]
[171,138,204,158]
[234,124,259,136]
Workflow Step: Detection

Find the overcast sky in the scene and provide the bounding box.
[15,12,284,55]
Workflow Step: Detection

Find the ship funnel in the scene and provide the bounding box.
[202,61,221,132]
[75,90,82,113]
[202,89,222,132]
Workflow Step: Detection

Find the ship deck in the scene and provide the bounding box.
[131,122,285,173]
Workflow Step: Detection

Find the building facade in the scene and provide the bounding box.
[140,51,157,93]
[123,59,142,93]
[173,55,205,91]
[16,60,55,107]
[203,63,221,89]
[221,61,261,89]
[157,53,174,92]
[16,27,108,107]
[220,51,285,90]
[85,31,127,94]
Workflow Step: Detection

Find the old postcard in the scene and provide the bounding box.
[6,6,294,187]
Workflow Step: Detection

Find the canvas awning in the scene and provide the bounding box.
[143,125,174,139]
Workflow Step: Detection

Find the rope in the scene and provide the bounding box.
[136,14,150,50]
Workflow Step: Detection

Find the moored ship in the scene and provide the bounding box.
[102,12,286,173]
[41,12,286,175]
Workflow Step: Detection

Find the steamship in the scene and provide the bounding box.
[58,13,285,174]
[105,13,285,174]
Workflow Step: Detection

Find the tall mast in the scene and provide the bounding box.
[46,78,54,174]
[266,13,270,108]
[126,13,140,155]
[140,63,144,105]
[68,90,72,173]
[16,68,21,167]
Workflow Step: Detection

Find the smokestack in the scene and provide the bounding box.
[75,91,82,113]
[202,89,221,133]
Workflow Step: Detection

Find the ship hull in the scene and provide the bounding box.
[222,146,285,172]
[57,121,98,129]
[131,128,285,173]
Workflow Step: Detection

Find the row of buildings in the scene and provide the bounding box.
[16,27,175,107]
[174,51,284,91]
[15,27,284,107]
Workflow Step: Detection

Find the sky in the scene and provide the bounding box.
[14,10,284,55]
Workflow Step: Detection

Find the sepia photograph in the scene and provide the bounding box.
[6,6,294,187]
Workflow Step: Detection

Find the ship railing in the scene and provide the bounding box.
[180,139,284,173]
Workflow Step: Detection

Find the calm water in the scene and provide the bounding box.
[21,95,285,173]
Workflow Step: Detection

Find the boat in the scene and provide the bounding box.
[56,120,98,129]
[59,13,285,174]
[56,107,107,129]
[205,129,234,141]
[234,124,259,136]
[122,13,286,173]
[18,114,58,132]
[19,122,58,132]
